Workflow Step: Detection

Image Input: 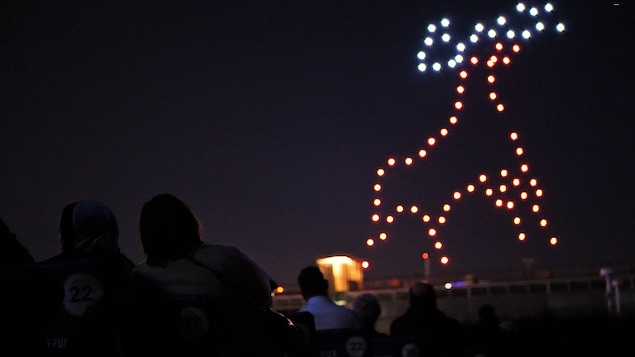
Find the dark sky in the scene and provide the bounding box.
[2,1,634,285]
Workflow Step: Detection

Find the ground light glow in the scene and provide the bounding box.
[367,2,564,267]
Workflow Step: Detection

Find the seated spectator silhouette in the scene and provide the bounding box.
[465,303,517,357]
[0,216,58,354]
[0,215,35,264]
[297,265,361,331]
[390,281,466,357]
[40,200,135,356]
[125,193,296,357]
[285,310,318,357]
[352,293,388,339]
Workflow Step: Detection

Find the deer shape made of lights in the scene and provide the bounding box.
[368,2,566,267]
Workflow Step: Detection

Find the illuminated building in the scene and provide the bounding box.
[316,255,364,292]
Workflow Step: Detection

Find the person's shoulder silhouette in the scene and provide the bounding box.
[0,216,34,264]
[0,216,58,354]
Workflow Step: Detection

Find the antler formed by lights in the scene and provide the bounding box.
[367,2,565,266]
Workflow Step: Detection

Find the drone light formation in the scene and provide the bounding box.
[367,2,564,266]
[416,3,564,74]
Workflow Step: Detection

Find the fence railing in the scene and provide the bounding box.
[273,272,635,326]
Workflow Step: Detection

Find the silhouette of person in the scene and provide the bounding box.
[390,281,466,357]
[297,265,361,331]
[465,303,517,357]
[352,293,388,339]
[0,215,34,264]
[0,216,57,354]
[126,193,291,357]
[42,200,135,357]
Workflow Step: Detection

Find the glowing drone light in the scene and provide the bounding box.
[370,2,565,266]
[416,2,564,73]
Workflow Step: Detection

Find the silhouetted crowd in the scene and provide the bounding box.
[1,193,519,357]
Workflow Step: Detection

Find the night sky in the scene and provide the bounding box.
[2,1,634,285]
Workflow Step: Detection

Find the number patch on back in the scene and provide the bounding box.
[63,273,104,317]
[178,306,209,339]
[345,335,367,357]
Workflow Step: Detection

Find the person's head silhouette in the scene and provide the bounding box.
[58,200,120,256]
[409,281,437,308]
[139,193,203,266]
[297,266,329,300]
